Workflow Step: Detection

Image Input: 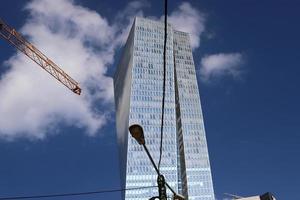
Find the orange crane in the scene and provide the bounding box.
[0,18,81,95]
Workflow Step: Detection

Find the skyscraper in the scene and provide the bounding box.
[114,17,215,200]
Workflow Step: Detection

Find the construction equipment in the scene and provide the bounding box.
[0,18,81,95]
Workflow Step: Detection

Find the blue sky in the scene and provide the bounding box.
[0,0,300,199]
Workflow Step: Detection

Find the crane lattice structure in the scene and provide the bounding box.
[0,18,81,95]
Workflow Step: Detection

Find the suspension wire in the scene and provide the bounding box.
[0,186,157,200]
[158,0,168,172]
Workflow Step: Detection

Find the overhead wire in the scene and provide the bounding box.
[0,186,157,200]
[158,0,168,172]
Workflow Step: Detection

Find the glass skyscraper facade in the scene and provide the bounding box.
[114,17,215,200]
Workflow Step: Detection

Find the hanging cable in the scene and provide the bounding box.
[0,186,157,200]
[158,0,168,172]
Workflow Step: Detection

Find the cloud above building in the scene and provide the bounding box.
[168,2,206,49]
[200,53,244,82]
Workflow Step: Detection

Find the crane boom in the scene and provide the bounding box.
[0,18,81,95]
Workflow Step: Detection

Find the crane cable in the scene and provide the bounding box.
[158,0,168,172]
[0,186,157,200]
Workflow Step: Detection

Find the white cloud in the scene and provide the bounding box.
[0,0,144,140]
[200,53,244,81]
[168,2,206,49]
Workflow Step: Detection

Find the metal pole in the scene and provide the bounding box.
[157,175,167,200]
[142,144,171,199]
[142,144,160,175]
[139,141,185,199]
